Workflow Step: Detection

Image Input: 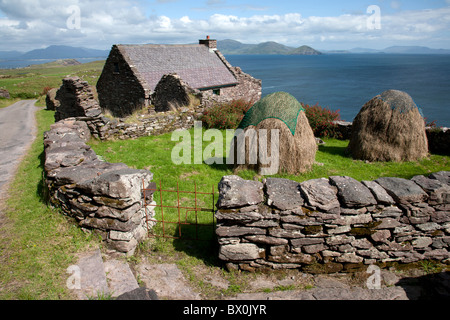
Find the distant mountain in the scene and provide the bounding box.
[217,40,321,55]
[349,47,382,53]
[217,39,256,54]
[20,45,109,59]
[289,45,322,55]
[349,46,450,54]
[243,41,295,55]
[383,46,450,54]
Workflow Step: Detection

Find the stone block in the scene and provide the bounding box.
[219,244,265,261]
[265,178,303,210]
[216,176,264,209]
[330,176,377,208]
[375,177,428,204]
[362,180,396,205]
[300,178,340,211]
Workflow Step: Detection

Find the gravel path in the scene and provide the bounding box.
[0,100,38,201]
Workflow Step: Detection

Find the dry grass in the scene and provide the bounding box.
[348,90,428,162]
[233,111,317,175]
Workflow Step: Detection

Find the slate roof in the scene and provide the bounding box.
[117,44,238,91]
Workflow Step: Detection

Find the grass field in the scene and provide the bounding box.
[0,59,105,108]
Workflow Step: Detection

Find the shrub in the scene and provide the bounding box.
[41,86,53,96]
[200,99,254,130]
[302,102,342,138]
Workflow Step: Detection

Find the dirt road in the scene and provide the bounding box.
[0,100,38,200]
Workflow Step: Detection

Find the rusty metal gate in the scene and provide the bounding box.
[143,180,217,241]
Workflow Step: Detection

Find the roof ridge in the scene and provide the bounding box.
[117,44,202,48]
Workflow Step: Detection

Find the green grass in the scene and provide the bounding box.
[89,128,450,243]
[0,108,100,300]
[0,60,105,108]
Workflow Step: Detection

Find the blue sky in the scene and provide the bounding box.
[1,0,450,51]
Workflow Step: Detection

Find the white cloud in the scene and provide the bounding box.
[0,0,449,51]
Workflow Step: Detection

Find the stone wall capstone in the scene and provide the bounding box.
[215,174,450,273]
[44,119,155,255]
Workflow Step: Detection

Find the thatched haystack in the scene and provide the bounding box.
[231,92,317,175]
[348,89,428,162]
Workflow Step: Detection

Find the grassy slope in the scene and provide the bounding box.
[0,108,100,300]
[0,60,105,108]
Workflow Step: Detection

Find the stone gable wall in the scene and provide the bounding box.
[215,173,450,273]
[96,45,149,118]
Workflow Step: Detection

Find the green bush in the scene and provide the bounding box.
[302,103,342,138]
[200,99,254,130]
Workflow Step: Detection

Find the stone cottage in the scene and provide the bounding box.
[96,36,262,117]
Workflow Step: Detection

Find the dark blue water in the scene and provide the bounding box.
[225,54,450,127]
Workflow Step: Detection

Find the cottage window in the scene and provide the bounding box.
[113,63,120,74]
[213,89,220,95]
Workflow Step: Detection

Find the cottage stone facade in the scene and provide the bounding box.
[96,37,262,117]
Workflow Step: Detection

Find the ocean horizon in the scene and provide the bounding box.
[226,54,450,127]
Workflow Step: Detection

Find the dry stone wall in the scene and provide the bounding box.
[51,76,203,140]
[44,119,156,255]
[215,173,450,273]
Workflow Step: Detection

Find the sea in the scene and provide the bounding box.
[225,54,450,127]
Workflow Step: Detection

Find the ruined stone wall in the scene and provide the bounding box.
[201,51,262,107]
[215,173,450,273]
[52,76,205,140]
[55,77,102,121]
[44,119,155,255]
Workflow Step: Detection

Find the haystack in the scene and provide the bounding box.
[348,89,428,162]
[231,92,317,175]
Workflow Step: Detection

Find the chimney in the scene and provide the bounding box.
[199,35,217,50]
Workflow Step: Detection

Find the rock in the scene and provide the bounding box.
[265,178,304,210]
[291,238,325,246]
[78,168,153,200]
[331,214,372,226]
[411,175,450,205]
[269,252,315,264]
[429,171,450,185]
[300,178,340,211]
[329,176,377,208]
[375,218,402,229]
[116,287,158,300]
[375,177,428,204]
[362,180,396,205]
[216,226,266,237]
[0,88,10,99]
[245,235,288,245]
[336,253,363,264]
[219,243,265,261]
[216,175,264,209]
[46,88,60,110]
[412,237,433,248]
[371,230,391,243]
[326,235,355,246]
[215,210,263,224]
[416,222,440,232]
